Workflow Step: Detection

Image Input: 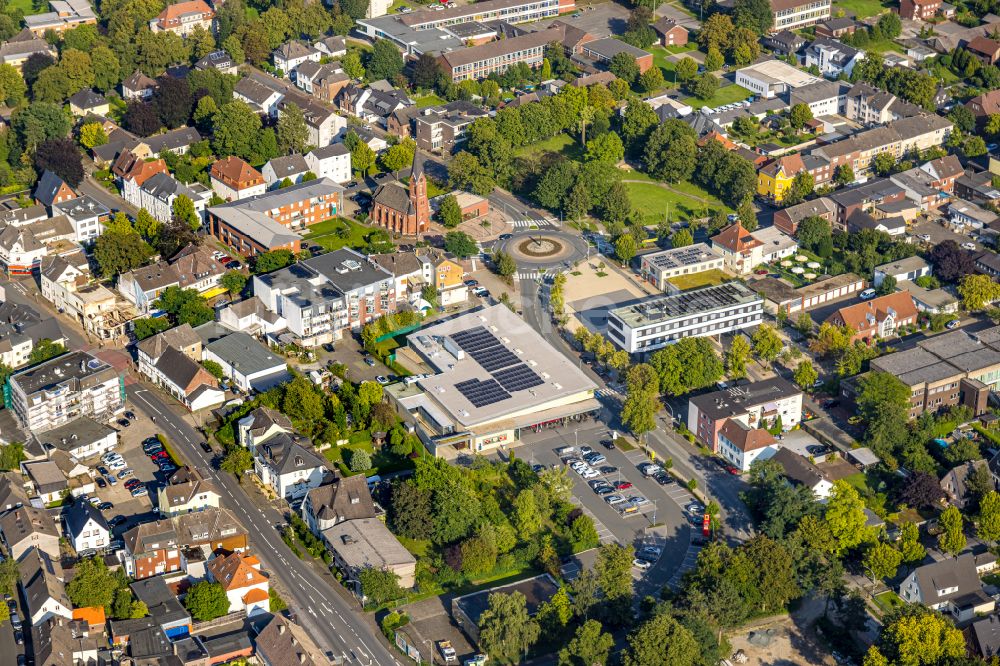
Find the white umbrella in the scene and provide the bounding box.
[794,254,808,262]
[791,266,805,274]
[780,260,793,267]
[807,261,821,269]
[804,272,817,279]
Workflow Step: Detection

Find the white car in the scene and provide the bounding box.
[859,288,876,300]
[633,559,652,571]
[962,242,977,250]
[918,233,932,242]
[605,495,626,505]
[629,496,650,507]
[581,469,600,479]
[109,460,127,471]
[101,453,122,463]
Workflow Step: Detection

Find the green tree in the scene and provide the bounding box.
[621,363,659,442]
[220,270,247,296]
[558,619,614,666]
[584,132,624,164]
[835,163,855,186]
[675,57,698,82]
[693,73,718,100]
[478,592,541,664]
[856,372,910,467]
[348,448,372,472]
[512,488,542,540]
[201,360,224,380]
[276,103,310,155]
[958,273,1000,310]
[93,230,151,278]
[221,447,254,477]
[671,228,693,248]
[341,50,365,80]
[79,122,107,149]
[212,100,262,161]
[751,323,782,366]
[253,249,295,274]
[793,360,818,390]
[622,607,699,666]
[615,233,637,265]
[367,38,404,81]
[184,581,230,621]
[444,230,478,258]
[725,335,751,379]
[938,505,966,556]
[132,317,172,341]
[438,193,463,228]
[898,522,926,563]
[28,339,66,365]
[448,151,494,196]
[639,65,665,93]
[827,480,871,556]
[869,607,965,666]
[381,139,415,172]
[704,46,724,73]
[863,542,902,585]
[172,194,200,231]
[609,52,640,84]
[789,103,813,130]
[493,250,517,278]
[733,0,773,33]
[596,542,634,622]
[358,567,402,604]
[978,491,1000,545]
[66,557,120,609]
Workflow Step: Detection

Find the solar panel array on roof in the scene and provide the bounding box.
[472,346,519,371]
[494,363,545,392]
[455,378,511,408]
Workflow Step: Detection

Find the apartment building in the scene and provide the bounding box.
[121,507,247,579]
[607,282,764,354]
[252,248,396,346]
[771,0,831,32]
[900,0,941,20]
[843,83,922,125]
[304,144,351,184]
[124,172,211,225]
[408,101,489,153]
[687,377,803,452]
[438,29,553,82]
[378,0,572,32]
[7,351,123,433]
[24,0,96,36]
[208,178,343,256]
[149,0,214,36]
[235,72,346,147]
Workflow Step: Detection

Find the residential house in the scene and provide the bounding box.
[369,157,431,236]
[194,50,236,75]
[30,417,117,462]
[631,243,725,292]
[323,518,417,588]
[711,222,763,274]
[337,82,414,125]
[686,377,803,452]
[112,150,168,190]
[23,0,96,36]
[68,89,108,117]
[809,114,953,177]
[771,448,833,498]
[815,17,857,37]
[22,461,66,504]
[140,126,202,156]
[149,0,215,35]
[124,171,209,224]
[8,351,123,433]
[217,296,287,336]
[788,80,848,118]
[118,245,227,314]
[237,406,293,453]
[156,466,220,517]
[770,0,832,30]
[968,613,1000,659]
[52,195,110,243]
[752,225,799,265]
[0,506,60,560]
[827,179,907,231]
[0,301,66,370]
[406,101,489,153]
[652,17,688,46]
[900,553,995,621]
[717,420,779,472]
[578,38,653,73]
[210,156,266,202]
[122,70,158,100]
[900,0,941,19]
[316,35,347,57]
[235,76,285,116]
[843,83,922,125]
[941,459,989,508]
[773,197,837,235]
[208,178,343,256]
[236,71,347,146]
[415,247,468,306]
[273,41,320,76]
[121,507,247,579]
[757,154,809,204]
[34,171,76,212]
[0,30,57,71]
[40,256,137,342]
[18,547,71,626]
[254,615,326,666]
[968,35,1000,65]
[294,60,350,102]
[304,144,351,183]
[824,291,919,342]
[138,344,224,411]
[803,38,862,78]
[873,256,931,288]
[263,154,311,189]
[301,474,376,535]
[206,551,270,616]
[899,279,958,314]
[251,248,397,346]
[0,472,27,514]
[763,30,807,55]
[967,89,1000,125]
[199,328,292,393]
[253,431,330,500]
[64,500,109,553]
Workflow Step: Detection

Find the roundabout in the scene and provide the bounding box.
[495,229,590,271]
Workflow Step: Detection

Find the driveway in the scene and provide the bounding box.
[910,216,980,251]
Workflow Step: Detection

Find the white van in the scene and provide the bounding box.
[859,288,876,300]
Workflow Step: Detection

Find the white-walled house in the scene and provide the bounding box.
[771,448,833,499]
[305,144,351,184]
[253,431,329,500]
[30,418,117,462]
[201,330,291,393]
[717,420,779,472]
[18,547,72,626]
[900,553,996,622]
[64,501,109,553]
[237,406,292,454]
[206,550,270,616]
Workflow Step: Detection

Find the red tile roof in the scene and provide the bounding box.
[826,291,918,332]
[712,222,762,253]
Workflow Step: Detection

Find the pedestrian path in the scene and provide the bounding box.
[509,219,556,228]
[596,387,622,399]
[513,271,545,281]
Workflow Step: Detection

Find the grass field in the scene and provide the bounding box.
[514,133,584,159]
[624,181,730,225]
[8,0,38,13]
[414,93,447,108]
[873,591,905,615]
[833,0,889,17]
[667,268,731,291]
[302,217,371,251]
[684,84,752,109]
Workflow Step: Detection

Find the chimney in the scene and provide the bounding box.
[279,624,287,635]
[299,655,306,664]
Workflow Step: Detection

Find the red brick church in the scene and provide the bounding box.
[369,155,431,236]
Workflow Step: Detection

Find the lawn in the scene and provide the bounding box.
[624,182,730,225]
[514,133,583,159]
[834,0,890,17]
[667,268,732,291]
[414,93,447,108]
[684,84,753,110]
[302,217,372,251]
[864,37,907,54]
[648,45,696,83]
[873,591,905,615]
[8,0,38,13]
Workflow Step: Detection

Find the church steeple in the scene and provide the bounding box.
[409,152,430,233]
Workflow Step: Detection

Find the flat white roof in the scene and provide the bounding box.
[737,59,821,89]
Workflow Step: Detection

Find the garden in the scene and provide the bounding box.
[302,217,375,252]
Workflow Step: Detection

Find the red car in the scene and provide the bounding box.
[726,466,741,475]
[614,481,633,490]
[150,451,169,461]
[124,479,141,490]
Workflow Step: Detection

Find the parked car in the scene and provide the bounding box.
[150,451,169,461]
[131,487,148,497]
[605,495,626,505]
[859,288,876,300]
[599,466,618,475]
[105,475,117,486]
[124,411,136,420]
[364,356,376,367]
[14,629,22,645]
[614,481,633,490]
[946,319,960,330]
[200,442,213,453]
[628,496,649,507]
[375,375,389,385]
[117,419,130,428]
[108,515,126,527]
[633,559,651,571]
[98,502,113,511]
[653,472,673,485]
[464,279,479,287]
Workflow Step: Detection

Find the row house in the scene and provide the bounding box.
[294,60,351,103]
[756,153,831,203]
[136,325,223,412]
[121,507,247,579]
[252,248,396,346]
[208,178,343,256]
[117,244,227,315]
[18,547,71,626]
[889,155,963,212]
[40,256,137,342]
[0,506,60,561]
[810,114,953,179]
[235,72,347,147]
[843,82,923,125]
[827,178,906,231]
[52,195,110,244]
[123,172,211,225]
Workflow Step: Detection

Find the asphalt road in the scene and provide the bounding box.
[126,384,399,666]
[78,174,140,218]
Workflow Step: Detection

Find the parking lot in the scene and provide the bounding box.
[520,424,700,586]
